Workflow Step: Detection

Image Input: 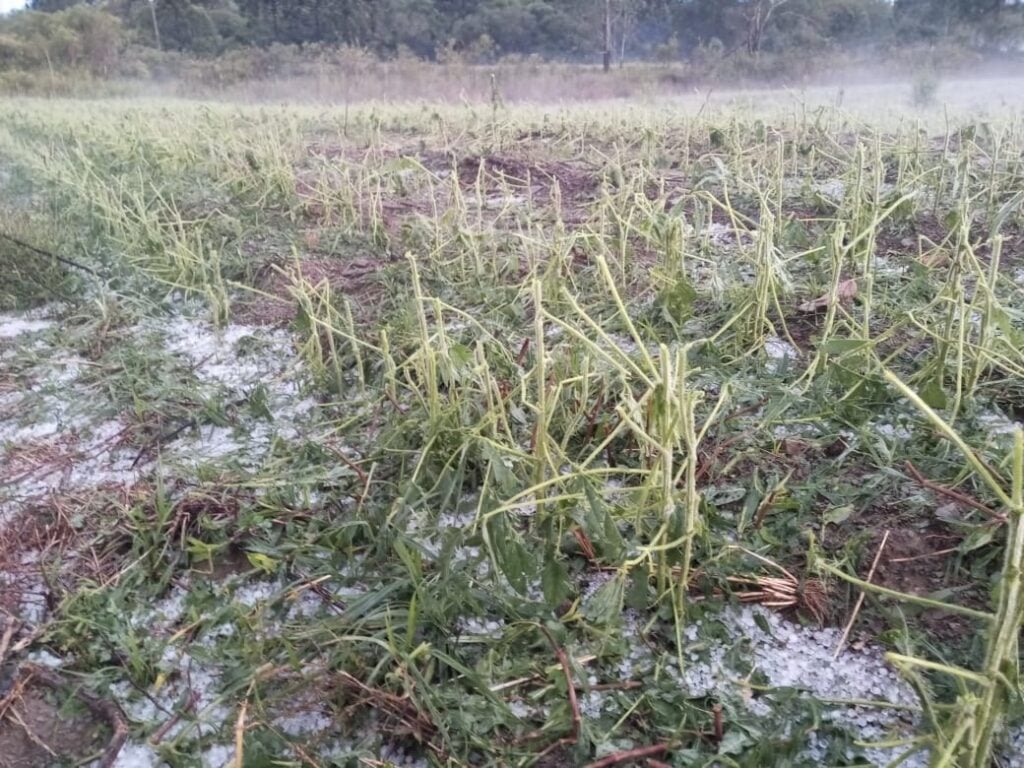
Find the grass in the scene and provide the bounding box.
[0,90,1022,767]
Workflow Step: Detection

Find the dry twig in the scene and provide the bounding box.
[905,460,1002,521]
[834,529,890,658]
[537,623,580,743]
[21,663,128,768]
[583,742,677,768]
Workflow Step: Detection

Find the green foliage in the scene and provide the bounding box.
[5,0,1021,63]
[896,0,1024,47]
[0,5,122,74]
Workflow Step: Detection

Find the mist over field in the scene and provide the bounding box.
[0,0,1021,101]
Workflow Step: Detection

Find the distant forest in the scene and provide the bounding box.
[6,0,1024,61]
[0,0,1022,92]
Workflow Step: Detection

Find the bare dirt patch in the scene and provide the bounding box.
[234,257,385,327]
[850,512,987,646]
[0,683,108,768]
[0,657,128,768]
[870,526,962,599]
[457,154,599,222]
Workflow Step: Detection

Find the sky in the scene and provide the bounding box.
[0,0,26,13]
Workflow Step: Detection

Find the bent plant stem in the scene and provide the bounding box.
[533,280,550,520]
[968,429,1024,767]
[814,561,993,622]
[884,369,1024,767]
[674,347,702,625]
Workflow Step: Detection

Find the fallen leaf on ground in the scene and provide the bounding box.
[798,278,858,312]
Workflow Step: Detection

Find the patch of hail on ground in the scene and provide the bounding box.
[871,419,913,441]
[812,179,847,201]
[13,550,47,624]
[1,302,316,524]
[780,176,852,203]
[1005,723,1024,768]
[771,421,823,440]
[872,253,905,277]
[574,609,656,721]
[1,322,146,526]
[763,335,799,373]
[98,572,430,768]
[670,604,927,767]
[543,323,564,344]
[108,742,163,768]
[226,572,366,627]
[689,221,748,247]
[581,569,617,602]
[109,643,231,738]
[274,703,334,738]
[129,582,191,632]
[0,417,140,511]
[457,617,505,636]
[377,743,429,768]
[200,745,236,767]
[956,306,984,330]
[0,315,53,338]
[26,648,65,669]
[601,332,643,358]
[481,193,527,209]
[0,549,50,626]
[602,476,632,505]
[102,581,253,767]
[0,305,296,524]
[151,313,316,472]
[977,408,1022,441]
[109,744,236,768]
[443,319,471,336]
[404,497,478,561]
[599,333,691,365]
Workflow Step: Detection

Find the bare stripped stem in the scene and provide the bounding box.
[880,370,1024,767]
[834,529,890,658]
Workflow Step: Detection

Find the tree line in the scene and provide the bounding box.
[5,0,1024,68]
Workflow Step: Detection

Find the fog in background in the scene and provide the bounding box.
[0,0,1023,109]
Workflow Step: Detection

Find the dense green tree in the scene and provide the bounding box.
[9,0,1023,59]
[895,0,1024,47]
[99,0,243,52]
[1,4,122,72]
[763,0,891,50]
[27,0,93,10]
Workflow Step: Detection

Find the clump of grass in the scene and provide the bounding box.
[0,234,74,310]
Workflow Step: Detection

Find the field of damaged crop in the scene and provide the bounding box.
[1,91,1023,768]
